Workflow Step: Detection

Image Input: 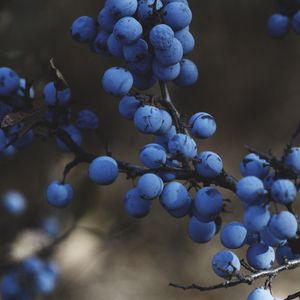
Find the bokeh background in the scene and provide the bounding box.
[0,0,300,299]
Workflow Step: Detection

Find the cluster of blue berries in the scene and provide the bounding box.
[210,149,300,299]
[0,256,59,300]
[267,0,300,38]
[71,0,198,91]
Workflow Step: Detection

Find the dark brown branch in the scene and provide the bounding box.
[285,291,300,300]
[170,259,300,292]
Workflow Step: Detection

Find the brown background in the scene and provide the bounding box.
[0,0,299,299]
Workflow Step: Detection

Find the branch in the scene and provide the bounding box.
[169,259,300,292]
[285,291,300,300]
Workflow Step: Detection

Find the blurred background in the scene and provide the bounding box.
[0,0,300,299]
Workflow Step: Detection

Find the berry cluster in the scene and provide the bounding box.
[71,0,198,91]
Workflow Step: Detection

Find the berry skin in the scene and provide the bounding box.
[160,181,190,211]
[2,191,26,215]
[220,222,248,249]
[154,38,183,66]
[107,33,124,57]
[195,151,223,178]
[149,24,175,50]
[137,173,164,200]
[173,59,198,87]
[247,243,275,270]
[41,217,60,238]
[174,27,195,54]
[267,14,290,38]
[236,176,266,204]
[0,67,20,96]
[119,95,141,120]
[292,10,300,33]
[247,288,273,300]
[240,153,270,179]
[271,179,297,204]
[123,39,149,62]
[71,16,97,43]
[269,211,298,240]
[243,205,271,233]
[76,109,99,130]
[285,147,300,176]
[188,216,216,243]
[139,143,167,168]
[56,124,82,152]
[194,187,223,222]
[162,2,192,30]
[102,67,133,96]
[47,181,73,208]
[43,81,71,106]
[97,7,118,32]
[107,0,138,18]
[137,0,163,21]
[134,105,163,133]
[152,60,181,81]
[189,112,216,139]
[113,17,143,45]
[156,109,173,135]
[168,133,197,159]
[88,156,119,185]
[260,227,286,247]
[91,31,110,55]
[124,188,152,218]
[211,251,240,278]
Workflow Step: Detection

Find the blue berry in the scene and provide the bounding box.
[162,2,192,30]
[174,27,195,54]
[137,173,164,200]
[267,14,289,38]
[107,33,124,57]
[247,243,275,270]
[155,38,183,66]
[285,147,300,176]
[134,105,163,133]
[2,191,26,215]
[91,31,110,54]
[107,0,138,18]
[124,188,152,218]
[276,245,300,265]
[123,39,149,62]
[195,151,223,178]
[139,143,167,168]
[243,205,271,233]
[194,187,222,222]
[42,217,60,238]
[220,222,248,249]
[168,133,197,159]
[47,181,73,208]
[149,24,175,50]
[0,129,7,152]
[189,112,216,139]
[269,211,298,240]
[88,156,119,185]
[97,7,117,32]
[271,179,297,204]
[188,216,216,243]
[260,227,286,247]
[211,251,240,278]
[173,59,198,87]
[156,109,173,135]
[152,60,180,81]
[71,16,97,43]
[247,288,273,300]
[240,153,270,179]
[118,95,141,119]
[236,176,266,204]
[102,67,133,96]
[113,17,143,45]
[17,78,35,99]
[0,67,20,96]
